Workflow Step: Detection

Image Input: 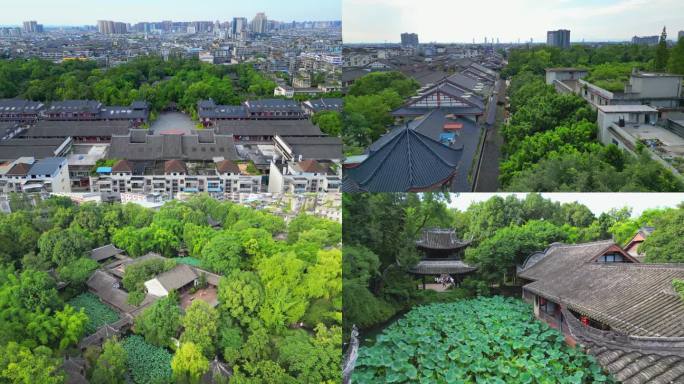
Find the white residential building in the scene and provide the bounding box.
[268,160,341,193]
[89,159,262,198]
[0,157,71,193]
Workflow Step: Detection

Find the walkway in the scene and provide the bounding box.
[150,112,196,135]
[475,79,507,192]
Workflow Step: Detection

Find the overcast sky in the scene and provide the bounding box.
[343,0,684,43]
[449,193,684,217]
[0,0,341,25]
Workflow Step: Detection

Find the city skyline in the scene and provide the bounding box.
[343,0,684,44]
[0,0,341,26]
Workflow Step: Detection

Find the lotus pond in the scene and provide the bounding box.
[353,296,612,384]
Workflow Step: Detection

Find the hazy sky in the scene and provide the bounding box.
[343,0,684,43]
[0,0,341,25]
[449,193,684,217]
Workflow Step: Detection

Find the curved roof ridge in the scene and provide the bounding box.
[409,128,461,167]
[357,127,405,185]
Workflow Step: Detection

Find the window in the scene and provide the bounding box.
[597,253,624,263]
[538,297,556,314]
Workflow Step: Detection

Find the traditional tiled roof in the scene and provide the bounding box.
[24,120,131,138]
[152,264,198,292]
[164,159,187,174]
[217,119,323,137]
[410,82,485,110]
[519,240,684,337]
[90,244,123,262]
[519,240,624,281]
[0,99,45,115]
[86,270,137,313]
[46,100,102,114]
[216,159,240,174]
[5,162,32,176]
[391,106,484,118]
[583,341,684,383]
[303,98,344,113]
[295,159,326,174]
[445,72,483,93]
[108,129,239,161]
[0,138,70,161]
[416,228,471,250]
[111,159,133,173]
[344,126,462,192]
[276,135,343,160]
[410,259,477,275]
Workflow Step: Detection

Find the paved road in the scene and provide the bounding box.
[150,112,196,135]
[450,121,483,192]
[475,80,507,192]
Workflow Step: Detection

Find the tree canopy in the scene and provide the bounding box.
[0,57,277,118]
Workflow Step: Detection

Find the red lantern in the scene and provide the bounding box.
[580,316,589,326]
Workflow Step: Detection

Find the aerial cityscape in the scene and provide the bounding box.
[1,0,684,383]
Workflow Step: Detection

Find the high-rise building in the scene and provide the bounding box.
[251,12,268,34]
[22,21,40,33]
[401,33,419,47]
[231,17,247,38]
[97,20,127,34]
[631,35,660,45]
[547,29,570,49]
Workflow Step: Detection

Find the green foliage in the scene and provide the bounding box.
[174,256,203,267]
[218,270,264,327]
[57,257,98,286]
[502,44,657,78]
[354,297,612,383]
[466,220,569,284]
[311,110,342,136]
[38,227,93,269]
[122,258,176,293]
[668,37,684,74]
[274,325,341,384]
[0,191,342,384]
[182,223,216,258]
[342,192,609,333]
[0,268,89,350]
[134,294,181,348]
[67,292,119,334]
[500,70,682,192]
[127,291,146,307]
[218,321,244,365]
[180,300,219,358]
[0,57,277,115]
[54,304,89,350]
[342,71,420,147]
[0,211,39,267]
[655,27,670,71]
[288,213,342,246]
[171,342,209,384]
[0,343,64,384]
[673,279,684,301]
[91,158,118,176]
[232,360,297,384]
[92,338,128,384]
[608,208,669,245]
[640,208,684,263]
[256,253,309,330]
[121,335,173,384]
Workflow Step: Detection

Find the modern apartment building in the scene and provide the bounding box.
[546,29,570,49]
[89,159,262,198]
[0,157,71,193]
